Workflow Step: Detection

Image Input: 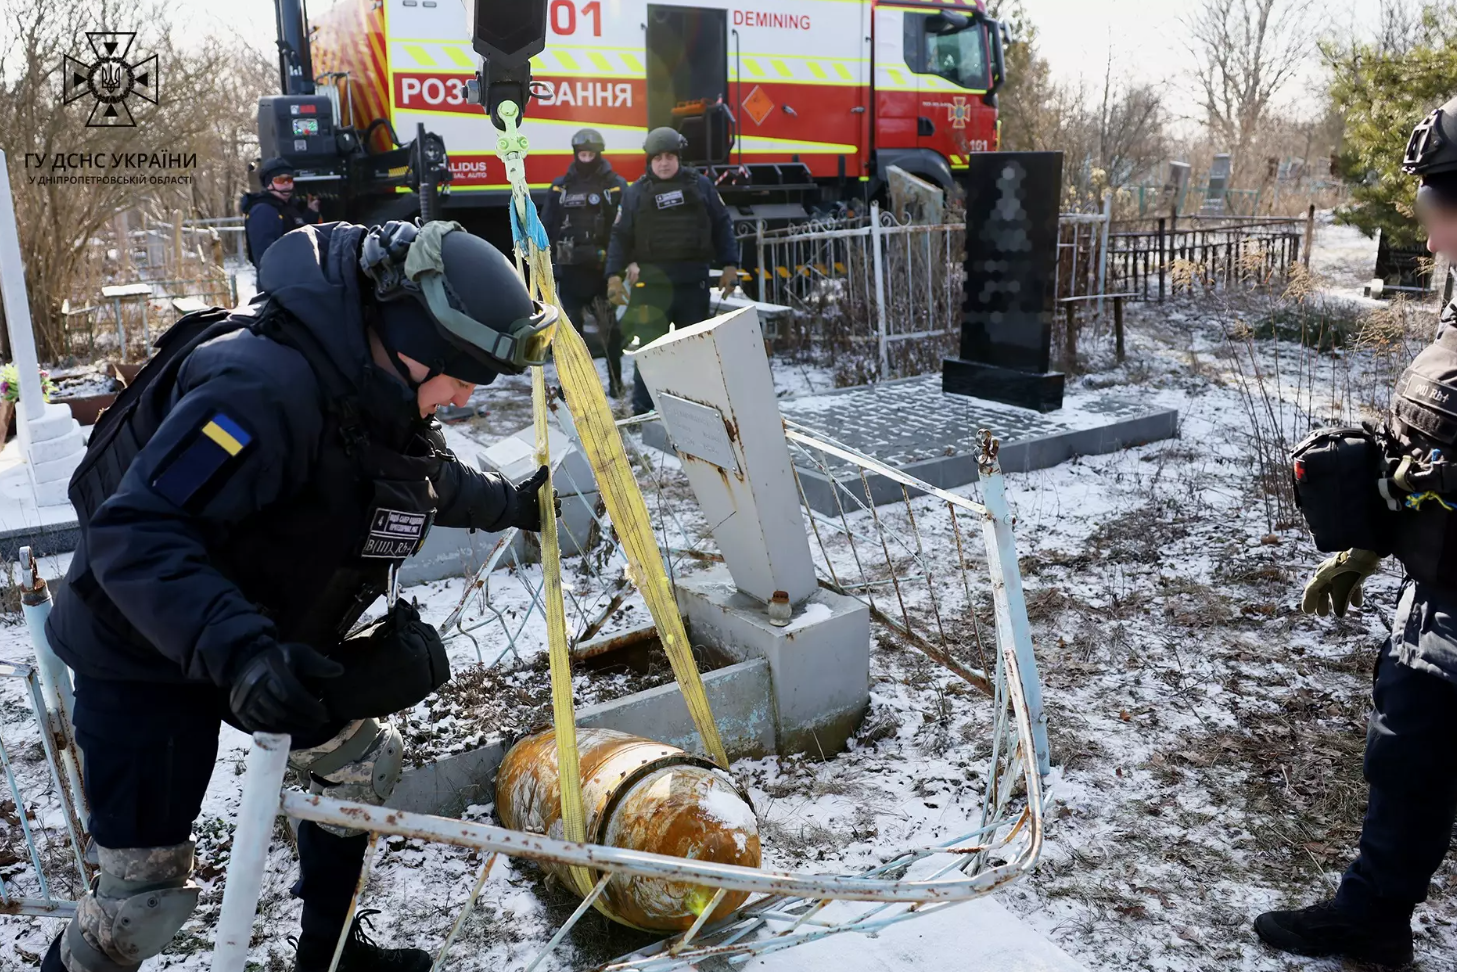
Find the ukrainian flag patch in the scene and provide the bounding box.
[151,412,254,509]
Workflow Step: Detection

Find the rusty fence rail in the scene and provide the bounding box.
[1,549,93,919]
[207,421,1047,972]
[2,415,1048,969]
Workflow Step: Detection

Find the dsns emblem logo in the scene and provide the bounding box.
[62,32,159,128]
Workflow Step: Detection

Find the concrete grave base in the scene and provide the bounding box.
[388,655,778,818]
[390,569,871,817]
[676,565,870,759]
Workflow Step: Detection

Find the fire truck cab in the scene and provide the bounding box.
[307,0,1003,226]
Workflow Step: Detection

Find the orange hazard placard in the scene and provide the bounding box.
[742,85,775,127]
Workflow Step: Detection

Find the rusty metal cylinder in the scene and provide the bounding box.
[496,727,760,931]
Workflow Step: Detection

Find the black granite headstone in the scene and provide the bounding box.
[943,152,1066,412]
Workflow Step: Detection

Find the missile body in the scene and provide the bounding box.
[496,728,760,930]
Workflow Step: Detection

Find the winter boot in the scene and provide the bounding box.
[1254,899,1413,968]
[293,910,431,972]
[40,932,65,972]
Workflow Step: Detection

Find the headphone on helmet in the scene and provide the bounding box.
[359,220,422,301]
[357,219,559,379]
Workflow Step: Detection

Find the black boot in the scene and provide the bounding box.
[1254,899,1413,967]
[293,910,431,972]
[40,932,65,972]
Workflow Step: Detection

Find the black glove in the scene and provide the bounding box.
[508,464,562,532]
[228,642,344,735]
[320,599,452,720]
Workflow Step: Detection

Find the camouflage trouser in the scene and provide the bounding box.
[61,842,199,972]
[59,674,381,969]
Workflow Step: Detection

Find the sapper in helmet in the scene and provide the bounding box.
[1254,97,1457,969]
[240,156,321,267]
[41,218,560,972]
[361,219,559,386]
[542,128,629,394]
[1403,94,1457,253]
[605,126,741,414]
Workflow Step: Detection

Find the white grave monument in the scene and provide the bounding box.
[633,307,871,755]
[0,151,87,508]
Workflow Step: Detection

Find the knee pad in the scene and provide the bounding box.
[61,842,199,972]
[289,718,404,836]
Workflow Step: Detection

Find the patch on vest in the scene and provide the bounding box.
[362,508,429,559]
[562,192,588,207]
[589,192,601,205]
[655,189,686,209]
[151,412,254,511]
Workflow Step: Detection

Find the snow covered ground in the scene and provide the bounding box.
[4,221,1456,971]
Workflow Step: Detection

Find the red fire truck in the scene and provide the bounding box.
[303,0,1005,223]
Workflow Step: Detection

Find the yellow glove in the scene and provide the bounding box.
[1301,549,1383,618]
[607,275,629,307]
[719,265,739,297]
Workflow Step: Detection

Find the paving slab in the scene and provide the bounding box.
[646,375,1179,514]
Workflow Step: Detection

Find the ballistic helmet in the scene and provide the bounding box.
[644,127,687,158]
[1404,95,1457,177]
[360,220,558,382]
[258,157,296,186]
[1406,95,1457,212]
[571,128,606,155]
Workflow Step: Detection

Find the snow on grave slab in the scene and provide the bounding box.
[733,897,1090,972]
[644,374,1178,514]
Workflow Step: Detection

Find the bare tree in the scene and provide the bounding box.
[1094,52,1167,190]
[0,0,272,359]
[1184,0,1315,174]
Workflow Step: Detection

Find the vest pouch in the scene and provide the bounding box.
[1291,426,1396,555]
[319,598,450,719]
[360,477,437,560]
[636,173,715,265]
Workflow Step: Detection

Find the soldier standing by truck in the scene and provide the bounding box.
[605,127,739,415]
[542,129,628,396]
[241,158,322,268]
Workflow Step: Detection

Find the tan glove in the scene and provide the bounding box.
[1301,549,1383,618]
[719,265,739,297]
[607,275,629,307]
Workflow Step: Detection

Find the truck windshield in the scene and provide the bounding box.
[907,15,991,91]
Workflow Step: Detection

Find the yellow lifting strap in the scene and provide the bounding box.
[490,101,729,900]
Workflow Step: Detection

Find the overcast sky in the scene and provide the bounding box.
[178,0,1383,122]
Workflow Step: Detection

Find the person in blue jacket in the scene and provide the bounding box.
[241,157,321,267]
[41,219,559,972]
[605,127,739,414]
[541,128,628,395]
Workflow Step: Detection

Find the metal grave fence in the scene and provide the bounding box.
[744,203,966,381]
[0,409,1048,969]
[1,549,92,919]
[207,416,1048,972]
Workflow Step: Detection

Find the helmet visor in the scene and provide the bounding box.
[419,278,559,375]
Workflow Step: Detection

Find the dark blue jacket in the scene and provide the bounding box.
[605,170,738,285]
[48,222,515,686]
[241,191,320,268]
[541,158,627,248]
